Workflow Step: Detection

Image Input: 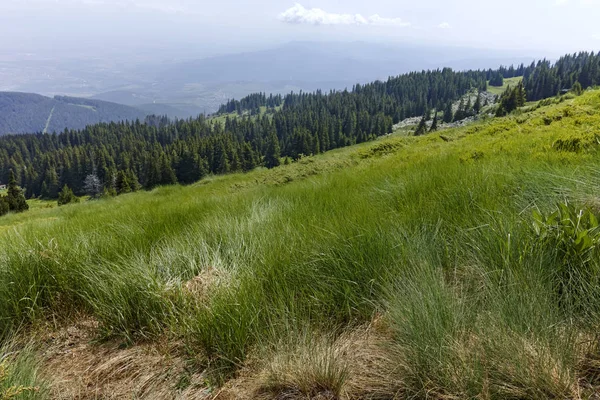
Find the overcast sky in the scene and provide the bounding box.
[2,0,599,59]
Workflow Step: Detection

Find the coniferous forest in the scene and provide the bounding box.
[0,68,488,199]
[0,51,598,200]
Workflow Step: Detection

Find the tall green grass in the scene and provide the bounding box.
[1,90,600,395]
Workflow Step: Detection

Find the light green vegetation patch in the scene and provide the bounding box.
[487,76,523,96]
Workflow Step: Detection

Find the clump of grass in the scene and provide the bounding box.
[257,334,349,399]
[0,344,45,400]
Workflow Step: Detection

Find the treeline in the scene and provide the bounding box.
[523,52,600,100]
[217,93,284,115]
[496,81,527,116]
[0,67,488,199]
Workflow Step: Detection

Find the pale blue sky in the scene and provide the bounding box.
[2,0,599,57]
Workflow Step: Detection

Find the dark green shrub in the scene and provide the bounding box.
[57,185,79,206]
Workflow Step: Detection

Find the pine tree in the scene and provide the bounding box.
[415,115,428,136]
[572,81,584,96]
[57,185,79,206]
[242,143,257,172]
[159,155,177,185]
[429,111,439,132]
[115,170,132,194]
[265,131,281,169]
[454,98,465,121]
[176,151,200,184]
[127,169,142,192]
[41,167,59,199]
[213,141,230,174]
[443,102,453,123]
[473,92,482,114]
[6,169,28,213]
[0,197,8,217]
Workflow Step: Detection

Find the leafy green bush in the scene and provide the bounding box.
[533,202,600,263]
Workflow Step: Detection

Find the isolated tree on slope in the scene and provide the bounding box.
[429,111,439,132]
[414,115,428,136]
[84,174,102,199]
[57,185,79,206]
[7,169,28,213]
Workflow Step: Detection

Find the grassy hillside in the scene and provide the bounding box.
[0,92,147,135]
[2,89,600,398]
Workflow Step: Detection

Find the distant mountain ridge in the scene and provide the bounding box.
[0,92,148,135]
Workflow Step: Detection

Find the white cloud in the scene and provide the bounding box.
[278,3,410,27]
[555,0,570,5]
[593,34,600,40]
[438,22,451,29]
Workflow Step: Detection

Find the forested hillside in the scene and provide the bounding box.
[1,51,597,200]
[523,52,600,100]
[0,92,147,135]
[0,68,487,198]
[225,51,600,115]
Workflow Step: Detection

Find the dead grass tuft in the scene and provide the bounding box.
[183,266,231,302]
[37,319,209,399]
[216,319,404,400]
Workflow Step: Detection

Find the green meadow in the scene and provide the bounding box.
[487,76,524,96]
[2,89,600,398]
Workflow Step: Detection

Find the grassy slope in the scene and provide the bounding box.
[487,76,523,95]
[2,90,600,398]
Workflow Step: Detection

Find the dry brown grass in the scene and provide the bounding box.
[36,319,209,399]
[183,266,231,303]
[215,317,404,400]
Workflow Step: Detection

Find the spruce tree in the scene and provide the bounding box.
[57,185,79,206]
[454,98,465,121]
[127,169,142,192]
[41,167,59,199]
[0,197,8,217]
[242,142,257,172]
[443,102,453,123]
[115,170,132,194]
[159,155,177,185]
[473,92,482,114]
[265,131,281,169]
[429,112,439,132]
[572,81,583,96]
[414,115,428,136]
[7,169,28,213]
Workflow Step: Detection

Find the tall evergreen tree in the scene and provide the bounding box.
[415,115,428,136]
[443,102,453,123]
[429,111,439,132]
[115,170,132,194]
[265,131,281,169]
[473,92,482,114]
[242,143,257,172]
[0,197,8,217]
[6,169,28,213]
